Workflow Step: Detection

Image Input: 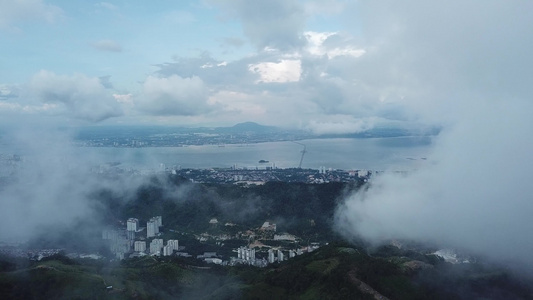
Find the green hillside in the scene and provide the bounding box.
[1,243,531,300]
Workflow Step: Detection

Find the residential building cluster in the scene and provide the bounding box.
[226,221,322,267]
[228,244,319,267]
[102,215,324,268]
[103,215,181,259]
[172,168,373,185]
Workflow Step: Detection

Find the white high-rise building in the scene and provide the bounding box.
[154,216,162,227]
[102,229,119,240]
[127,218,139,231]
[268,249,275,264]
[167,240,179,252]
[278,249,284,262]
[149,239,164,255]
[237,246,256,262]
[163,245,172,256]
[126,230,135,240]
[134,241,146,253]
[289,250,296,258]
[147,219,159,238]
[147,216,162,238]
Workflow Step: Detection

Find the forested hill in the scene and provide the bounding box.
[93,174,361,239]
[2,175,533,299]
[2,242,532,300]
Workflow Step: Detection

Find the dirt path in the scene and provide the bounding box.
[347,270,390,300]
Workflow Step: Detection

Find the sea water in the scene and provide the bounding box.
[79,136,434,171]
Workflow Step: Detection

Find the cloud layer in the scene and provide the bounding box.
[137,75,211,116]
[334,0,533,269]
[29,71,123,122]
[0,0,62,31]
[209,0,306,50]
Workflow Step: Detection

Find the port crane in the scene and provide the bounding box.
[292,141,307,169]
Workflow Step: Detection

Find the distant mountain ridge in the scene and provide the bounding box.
[73,122,440,147]
[215,122,279,133]
[75,121,281,135]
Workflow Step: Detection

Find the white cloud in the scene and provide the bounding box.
[208,0,306,50]
[0,0,62,31]
[304,0,346,16]
[0,84,19,100]
[0,127,154,241]
[0,101,57,114]
[138,75,211,116]
[326,48,366,59]
[304,31,336,55]
[113,93,133,104]
[346,0,533,123]
[248,59,301,83]
[305,31,366,59]
[336,100,533,265]
[208,90,266,116]
[91,39,123,52]
[334,0,533,270]
[0,101,24,111]
[29,70,123,122]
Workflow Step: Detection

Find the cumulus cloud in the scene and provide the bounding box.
[137,75,212,116]
[208,0,306,50]
[0,0,62,31]
[208,90,266,116]
[155,1,533,130]
[248,59,301,83]
[334,0,533,270]
[113,93,133,105]
[0,84,19,100]
[304,31,365,59]
[206,88,318,128]
[349,0,533,123]
[91,39,123,52]
[155,38,386,127]
[29,70,123,122]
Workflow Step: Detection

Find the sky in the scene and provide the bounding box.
[1,1,531,132]
[2,0,533,271]
[0,0,446,133]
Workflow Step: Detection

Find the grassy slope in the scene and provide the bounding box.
[1,244,532,300]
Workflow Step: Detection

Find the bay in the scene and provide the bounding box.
[81,136,434,171]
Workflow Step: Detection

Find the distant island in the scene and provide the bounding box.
[72,121,440,148]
